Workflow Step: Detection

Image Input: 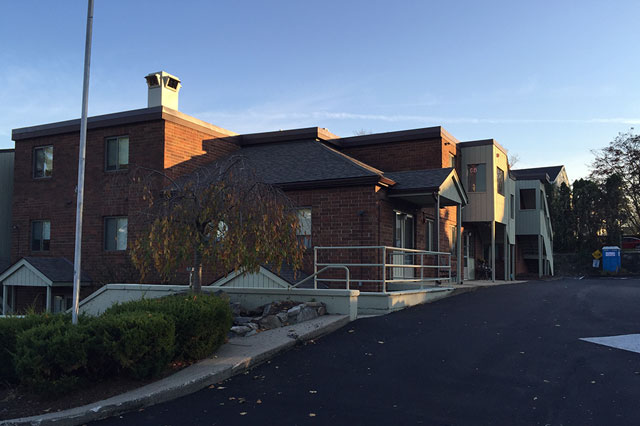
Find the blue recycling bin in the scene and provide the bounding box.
[602,246,621,273]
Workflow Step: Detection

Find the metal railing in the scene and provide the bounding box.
[291,265,350,290]
[312,246,452,293]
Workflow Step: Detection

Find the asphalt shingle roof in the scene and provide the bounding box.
[511,166,564,182]
[24,257,92,283]
[238,140,383,185]
[385,168,454,193]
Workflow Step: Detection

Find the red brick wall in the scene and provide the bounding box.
[283,185,461,290]
[10,118,238,293]
[11,120,166,286]
[163,121,238,178]
[341,138,460,175]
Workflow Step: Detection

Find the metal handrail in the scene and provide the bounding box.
[313,245,452,293]
[292,265,350,290]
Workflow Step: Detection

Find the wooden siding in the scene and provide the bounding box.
[4,265,49,287]
[213,268,289,289]
[461,145,493,222]
[515,180,543,235]
[493,145,509,225]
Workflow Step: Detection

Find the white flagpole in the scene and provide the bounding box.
[72,0,94,325]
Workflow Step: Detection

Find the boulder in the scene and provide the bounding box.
[317,305,327,316]
[233,316,253,325]
[276,312,289,325]
[262,303,279,317]
[230,325,252,336]
[298,306,318,322]
[259,315,283,330]
[287,305,303,317]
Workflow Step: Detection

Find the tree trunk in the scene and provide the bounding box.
[193,248,203,293]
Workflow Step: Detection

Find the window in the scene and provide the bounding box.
[31,220,50,251]
[510,194,515,219]
[296,208,312,249]
[105,136,129,171]
[449,153,456,168]
[104,217,128,251]
[33,146,53,178]
[467,164,486,192]
[520,189,536,210]
[394,212,414,249]
[53,295,72,313]
[426,219,434,251]
[497,167,505,196]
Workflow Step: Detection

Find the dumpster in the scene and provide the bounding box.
[602,246,621,273]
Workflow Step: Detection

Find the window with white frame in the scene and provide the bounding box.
[33,146,53,178]
[31,220,51,251]
[104,217,128,251]
[296,208,312,249]
[426,219,434,251]
[105,136,129,171]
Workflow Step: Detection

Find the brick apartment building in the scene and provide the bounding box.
[1,71,552,314]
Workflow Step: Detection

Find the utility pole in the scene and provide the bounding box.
[72,0,94,325]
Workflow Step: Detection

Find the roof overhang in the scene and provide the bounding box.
[0,259,54,287]
[387,169,468,207]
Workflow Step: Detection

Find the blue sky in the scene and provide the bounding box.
[2,0,639,181]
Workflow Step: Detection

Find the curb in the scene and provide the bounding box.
[1,315,351,426]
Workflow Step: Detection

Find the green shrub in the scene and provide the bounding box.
[91,311,175,379]
[14,319,91,395]
[0,313,68,383]
[104,292,232,361]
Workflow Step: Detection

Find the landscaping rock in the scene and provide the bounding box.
[305,301,322,308]
[262,303,279,317]
[230,325,253,336]
[317,304,327,316]
[287,305,303,317]
[259,315,282,330]
[298,306,319,322]
[276,312,289,325]
[233,316,253,325]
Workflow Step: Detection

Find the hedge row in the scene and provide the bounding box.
[0,292,232,395]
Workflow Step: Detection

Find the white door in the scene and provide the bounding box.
[393,212,415,280]
[464,231,475,280]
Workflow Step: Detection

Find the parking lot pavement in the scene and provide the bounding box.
[92,278,640,426]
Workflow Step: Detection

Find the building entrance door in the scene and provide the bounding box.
[393,212,415,280]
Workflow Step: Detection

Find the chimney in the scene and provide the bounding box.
[145,71,181,110]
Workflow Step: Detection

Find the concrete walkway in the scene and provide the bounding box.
[1,315,350,426]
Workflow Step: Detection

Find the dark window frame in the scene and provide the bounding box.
[105,135,129,171]
[33,145,53,179]
[497,167,505,196]
[520,189,536,210]
[467,163,486,192]
[31,220,51,252]
[104,216,128,251]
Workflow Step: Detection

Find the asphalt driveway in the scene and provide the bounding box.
[93,278,640,426]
